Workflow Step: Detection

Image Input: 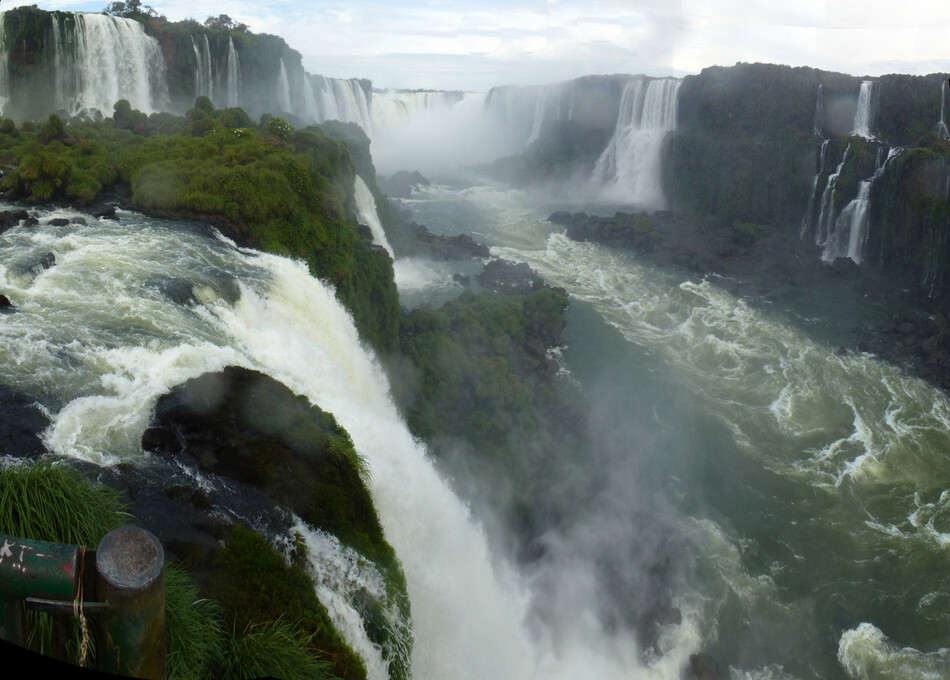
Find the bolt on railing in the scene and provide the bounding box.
[0,526,165,679]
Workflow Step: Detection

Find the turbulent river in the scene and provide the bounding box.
[400,181,950,680]
[3,181,950,679]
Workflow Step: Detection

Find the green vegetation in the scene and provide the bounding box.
[393,286,580,542]
[0,459,358,679]
[0,101,399,354]
[201,525,362,680]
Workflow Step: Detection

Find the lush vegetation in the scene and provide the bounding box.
[0,460,344,679]
[0,102,399,353]
[393,286,583,545]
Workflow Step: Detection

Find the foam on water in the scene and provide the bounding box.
[838,623,950,679]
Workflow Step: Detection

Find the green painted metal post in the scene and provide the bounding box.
[95,526,166,680]
[0,534,80,649]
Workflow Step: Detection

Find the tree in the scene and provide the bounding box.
[103,0,158,21]
[204,14,249,32]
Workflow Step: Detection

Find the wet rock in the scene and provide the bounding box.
[88,204,118,221]
[688,653,721,680]
[380,170,430,199]
[48,217,70,227]
[71,217,87,226]
[0,209,29,232]
[0,385,50,458]
[0,295,13,311]
[477,258,544,294]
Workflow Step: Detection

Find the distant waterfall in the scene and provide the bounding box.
[353,176,392,254]
[822,147,901,264]
[225,37,240,108]
[37,12,169,117]
[277,59,291,113]
[801,139,831,238]
[813,83,824,136]
[593,78,682,208]
[815,143,851,247]
[0,15,10,112]
[192,35,213,100]
[853,81,875,139]
[938,79,949,141]
[310,75,373,130]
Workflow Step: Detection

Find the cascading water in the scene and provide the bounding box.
[46,12,168,117]
[225,37,240,109]
[816,143,851,246]
[938,79,949,141]
[309,75,374,129]
[277,59,292,113]
[0,205,703,680]
[191,35,213,100]
[0,14,10,112]
[406,180,950,680]
[853,80,875,139]
[801,139,830,239]
[822,147,901,264]
[592,78,682,208]
[352,176,393,254]
[813,83,824,136]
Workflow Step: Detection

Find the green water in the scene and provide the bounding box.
[402,181,950,679]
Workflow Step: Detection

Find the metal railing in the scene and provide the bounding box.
[0,526,165,679]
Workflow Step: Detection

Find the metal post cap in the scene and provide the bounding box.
[96,527,164,591]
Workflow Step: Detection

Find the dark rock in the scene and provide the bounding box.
[0,385,50,458]
[357,223,373,241]
[688,653,721,680]
[47,218,70,227]
[70,217,87,226]
[0,295,13,311]
[0,209,29,232]
[897,322,916,335]
[88,204,118,221]
[23,217,38,228]
[379,170,431,199]
[397,222,489,260]
[453,273,471,287]
[477,258,544,295]
[830,256,859,277]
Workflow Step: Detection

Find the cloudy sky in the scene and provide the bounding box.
[18,0,950,91]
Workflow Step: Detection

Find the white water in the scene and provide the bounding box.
[853,81,875,139]
[813,83,824,136]
[277,59,292,113]
[593,78,681,208]
[353,175,393,253]
[407,181,950,679]
[225,37,240,109]
[938,79,949,141]
[816,143,851,246]
[839,624,950,679]
[801,139,830,239]
[191,35,213,101]
[0,208,705,679]
[822,147,901,264]
[54,13,168,116]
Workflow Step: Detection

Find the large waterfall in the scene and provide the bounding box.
[853,80,875,139]
[0,206,669,680]
[7,11,170,119]
[592,78,682,208]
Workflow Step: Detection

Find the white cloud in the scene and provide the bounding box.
[16,0,950,89]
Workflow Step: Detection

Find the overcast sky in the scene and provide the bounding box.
[18,1,950,91]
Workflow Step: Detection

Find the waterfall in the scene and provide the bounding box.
[0,14,11,112]
[352,176,392,254]
[801,139,830,239]
[813,83,824,136]
[822,147,901,264]
[191,35,213,100]
[309,75,373,129]
[816,143,851,246]
[225,37,240,108]
[853,80,875,139]
[593,78,682,209]
[938,79,949,141]
[277,59,291,113]
[43,13,169,117]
